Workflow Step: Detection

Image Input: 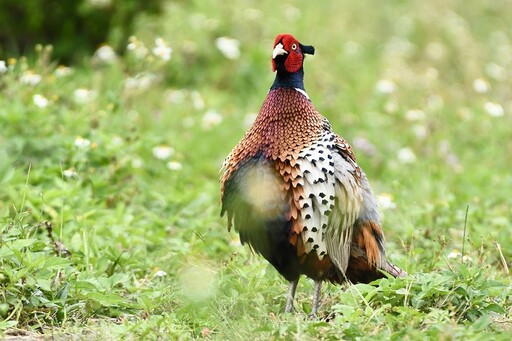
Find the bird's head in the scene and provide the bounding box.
[272,34,315,73]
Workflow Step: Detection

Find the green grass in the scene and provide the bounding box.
[1,0,512,339]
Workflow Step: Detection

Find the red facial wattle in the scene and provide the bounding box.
[272,34,304,73]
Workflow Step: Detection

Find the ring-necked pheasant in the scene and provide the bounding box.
[220,33,406,315]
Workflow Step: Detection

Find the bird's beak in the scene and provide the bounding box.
[272,43,288,59]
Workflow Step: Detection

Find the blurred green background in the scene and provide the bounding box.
[1,0,512,339]
[0,0,163,62]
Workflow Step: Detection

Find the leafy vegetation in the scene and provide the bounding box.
[0,0,163,61]
[1,0,512,339]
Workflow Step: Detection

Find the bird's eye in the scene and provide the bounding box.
[291,44,297,50]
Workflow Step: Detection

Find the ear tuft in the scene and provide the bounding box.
[300,44,315,55]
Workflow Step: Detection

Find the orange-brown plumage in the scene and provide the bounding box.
[221,89,323,183]
[220,33,406,315]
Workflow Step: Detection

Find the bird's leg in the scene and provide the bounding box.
[310,280,323,318]
[285,278,299,313]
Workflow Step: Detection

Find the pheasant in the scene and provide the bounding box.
[220,33,406,315]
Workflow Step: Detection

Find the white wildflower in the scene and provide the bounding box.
[124,77,140,90]
[425,67,439,81]
[405,109,425,121]
[167,161,183,171]
[447,250,472,262]
[55,65,73,77]
[215,37,241,60]
[74,136,91,149]
[73,88,95,104]
[384,101,399,113]
[244,8,262,21]
[438,140,451,154]
[33,94,49,108]
[375,79,396,94]
[377,193,397,210]
[201,110,223,130]
[396,147,417,164]
[385,37,415,58]
[155,270,167,277]
[152,145,174,160]
[127,41,137,51]
[94,45,117,63]
[457,107,472,120]
[87,0,111,7]
[0,60,7,73]
[412,124,428,140]
[283,4,301,21]
[127,36,149,60]
[485,62,506,81]
[182,117,195,128]
[472,78,490,94]
[352,137,377,156]
[189,13,208,30]
[62,168,77,178]
[427,94,444,110]
[111,136,123,146]
[152,37,172,61]
[191,91,205,110]
[125,73,156,91]
[131,158,144,169]
[484,102,504,117]
[343,41,361,55]
[167,89,187,104]
[446,153,462,173]
[425,42,445,60]
[447,250,461,259]
[20,71,42,86]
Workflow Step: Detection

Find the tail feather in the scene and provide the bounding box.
[344,245,407,283]
[384,261,407,278]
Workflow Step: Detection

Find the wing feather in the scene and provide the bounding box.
[297,131,363,266]
[324,151,362,274]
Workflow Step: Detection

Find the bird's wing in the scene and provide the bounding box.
[297,130,363,274]
[221,155,289,257]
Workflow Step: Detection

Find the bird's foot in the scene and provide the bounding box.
[284,302,294,313]
[285,279,299,313]
[308,280,322,319]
